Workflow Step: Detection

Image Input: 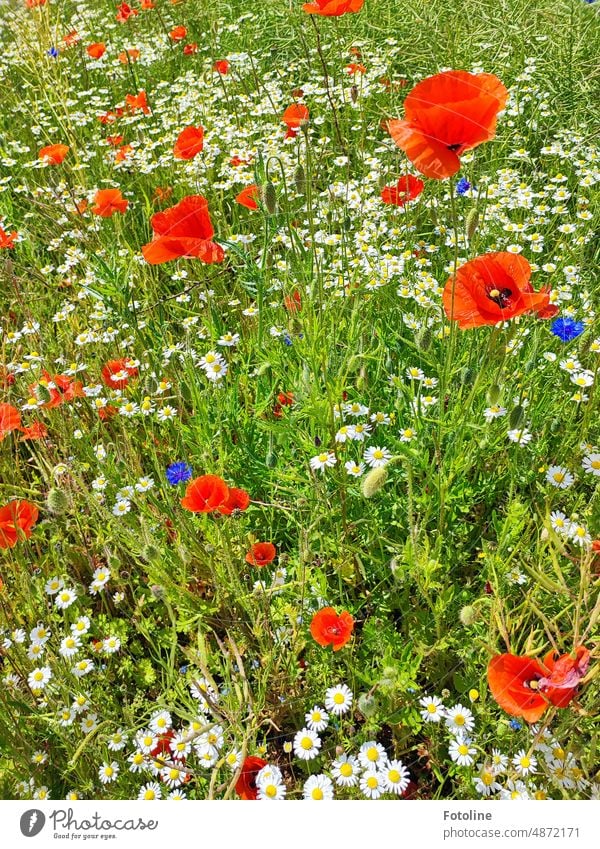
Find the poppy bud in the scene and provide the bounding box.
[550,418,561,434]
[465,207,479,242]
[35,383,52,404]
[487,383,501,405]
[262,181,277,214]
[350,84,358,103]
[459,605,477,626]
[142,544,160,562]
[361,466,387,498]
[265,450,277,469]
[460,366,475,385]
[509,404,525,429]
[417,326,432,351]
[46,488,69,515]
[429,206,439,227]
[356,365,368,391]
[294,164,306,194]
[150,584,166,599]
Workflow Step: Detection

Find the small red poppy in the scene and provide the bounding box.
[0,403,21,440]
[381,175,424,206]
[181,475,229,513]
[235,756,267,800]
[235,185,260,210]
[0,500,39,549]
[169,25,187,41]
[303,0,364,16]
[101,358,139,389]
[173,126,204,160]
[213,60,230,75]
[87,42,106,60]
[310,607,354,651]
[39,143,69,164]
[92,188,129,217]
[217,487,251,515]
[245,542,277,567]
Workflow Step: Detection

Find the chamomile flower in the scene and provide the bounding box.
[72,659,94,678]
[324,683,353,715]
[358,741,387,769]
[305,706,329,732]
[545,465,574,488]
[138,782,162,801]
[419,695,445,723]
[59,635,81,658]
[331,754,360,787]
[98,762,119,784]
[27,667,52,690]
[344,460,365,477]
[293,728,321,760]
[55,587,77,610]
[445,704,475,735]
[149,711,173,735]
[582,453,600,476]
[161,765,186,789]
[449,737,477,766]
[107,729,128,751]
[473,766,502,796]
[360,769,384,799]
[381,759,410,795]
[513,750,537,776]
[303,774,334,800]
[363,445,392,468]
[309,451,337,472]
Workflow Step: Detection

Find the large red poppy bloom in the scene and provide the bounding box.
[245,542,277,567]
[0,403,21,440]
[235,756,267,800]
[487,647,590,723]
[39,143,69,164]
[381,175,424,206]
[303,0,365,16]
[101,358,139,389]
[0,500,39,549]
[181,475,229,513]
[173,126,204,160]
[388,70,508,180]
[217,487,251,515]
[142,195,225,265]
[92,188,129,217]
[443,252,556,329]
[310,607,354,651]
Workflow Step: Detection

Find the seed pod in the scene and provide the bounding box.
[294,164,306,194]
[350,84,358,103]
[46,488,69,515]
[262,181,277,214]
[465,207,479,242]
[487,383,501,405]
[361,466,387,498]
[509,404,525,429]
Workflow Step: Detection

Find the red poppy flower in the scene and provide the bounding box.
[282,104,309,129]
[0,500,39,549]
[217,487,250,515]
[119,49,140,63]
[0,226,17,249]
[106,135,124,147]
[141,0,155,8]
[92,188,129,217]
[235,185,260,210]
[284,290,302,313]
[442,252,556,329]
[310,607,354,651]
[346,63,366,74]
[98,405,118,421]
[116,3,138,22]
[181,475,229,513]
[303,0,365,16]
[150,730,175,758]
[142,195,225,265]
[235,756,267,800]
[39,143,69,164]
[213,60,230,74]
[101,358,139,389]
[388,70,508,180]
[125,91,150,114]
[183,43,198,55]
[487,647,590,723]
[245,542,277,567]
[381,175,424,206]
[170,25,187,41]
[0,403,21,440]
[142,195,224,265]
[31,371,84,409]
[87,42,106,59]
[115,144,133,163]
[173,126,204,160]
[63,30,80,47]
[19,422,48,441]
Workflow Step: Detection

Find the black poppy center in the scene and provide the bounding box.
[487,286,513,308]
[447,143,463,152]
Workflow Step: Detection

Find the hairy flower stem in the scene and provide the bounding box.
[310,17,347,156]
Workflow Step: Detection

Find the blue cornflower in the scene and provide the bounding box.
[283,333,293,346]
[47,46,59,58]
[550,317,584,342]
[509,718,522,731]
[166,462,193,485]
[456,177,471,195]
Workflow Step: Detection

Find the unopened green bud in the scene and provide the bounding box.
[465,207,479,242]
[294,164,306,194]
[357,692,378,717]
[487,383,501,405]
[262,181,277,214]
[265,450,277,469]
[459,605,477,626]
[417,326,432,352]
[509,404,525,429]
[46,488,69,515]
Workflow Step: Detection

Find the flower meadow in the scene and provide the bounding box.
[0,0,598,803]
